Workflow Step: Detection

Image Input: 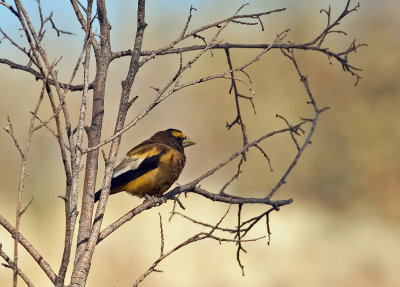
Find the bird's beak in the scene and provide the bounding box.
[182,137,196,148]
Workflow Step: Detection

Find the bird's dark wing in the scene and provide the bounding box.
[94,144,168,202]
[110,150,166,190]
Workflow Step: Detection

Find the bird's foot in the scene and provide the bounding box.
[143,194,158,205]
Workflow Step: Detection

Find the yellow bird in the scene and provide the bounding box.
[94,129,195,202]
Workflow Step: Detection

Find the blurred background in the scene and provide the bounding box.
[1,0,399,286]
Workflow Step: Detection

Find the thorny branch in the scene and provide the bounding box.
[0,0,363,286]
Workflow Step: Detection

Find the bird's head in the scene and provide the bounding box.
[150,129,195,152]
[166,129,196,148]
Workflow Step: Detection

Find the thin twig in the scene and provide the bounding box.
[84,30,288,154]
[4,117,23,157]
[236,204,245,275]
[132,205,233,287]
[159,213,165,256]
[267,48,329,200]
[0,214,57,283]
[0,243,35,287]
[225,48,249,149]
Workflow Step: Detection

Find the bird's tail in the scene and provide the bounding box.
[94,189,102,203]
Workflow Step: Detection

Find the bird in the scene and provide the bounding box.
[94,128,195,202]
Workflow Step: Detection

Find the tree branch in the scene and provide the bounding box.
[0,243,35,287]
[0,215,56,284]
[132,206,233,286]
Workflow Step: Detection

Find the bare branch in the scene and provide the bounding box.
[57,5,93,285]
[180,5,196,38]
[254,144,273,172]
[0,1,19,16]
[84,30,288,154]
[276,114,302,151]
[159,213,165,256]
[132,205,233,286]
[219,156,244,195]
[236,204,245,276]
[170,212,236,233]
[73,1,147,286]
[267,48,329,200]
[7,64,47,287]
[266,212,272,245]
[1,3,363,93]
[0,243,35,287]
[0,215,57,284]
[135,6,285,66]
[3,117,24,158]
[224,48,249,149]
[98,178,294,246]
[19,197,34,217]
[31,112,62,141]
[0,58,94,90]
[49,17,75,36]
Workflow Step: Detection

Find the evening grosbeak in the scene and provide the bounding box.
[94,129,195,202]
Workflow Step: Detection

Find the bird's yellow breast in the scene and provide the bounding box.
[112,148,185,198]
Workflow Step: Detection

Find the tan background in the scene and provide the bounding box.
[1,0,399,286]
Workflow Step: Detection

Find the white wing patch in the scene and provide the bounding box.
[112,156,145,178]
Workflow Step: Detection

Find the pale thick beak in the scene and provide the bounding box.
[182,137,196,148]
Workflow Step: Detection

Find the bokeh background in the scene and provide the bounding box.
[1,0,399,286]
